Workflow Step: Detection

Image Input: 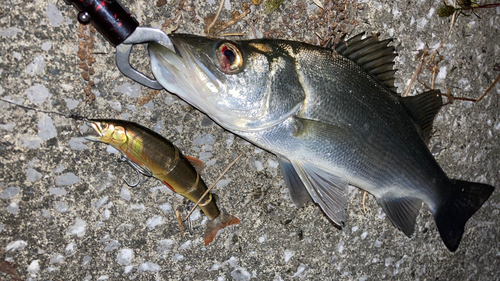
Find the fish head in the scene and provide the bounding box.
[149,35,305,132]
[85,119,128,147]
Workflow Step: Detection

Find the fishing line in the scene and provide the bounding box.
[0,97,88,121]
[3,96,242,229]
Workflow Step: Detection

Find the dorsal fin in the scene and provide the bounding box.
[334,32,398,92]
[400,90,443,143]
[185,155,205,174]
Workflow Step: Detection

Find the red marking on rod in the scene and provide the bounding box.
[119,23,122,27]
[95,4,101,11]
[114,13,117,18]
[101,0,105,6]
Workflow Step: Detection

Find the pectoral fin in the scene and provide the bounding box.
[376,195,422,237]
[291,160,348,226]
[278,156,312,208]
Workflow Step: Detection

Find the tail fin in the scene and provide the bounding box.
[434,180,494,251]
[204,212,240,245]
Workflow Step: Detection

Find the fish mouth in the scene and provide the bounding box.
[149,35,265,130]
[149,35,299,131]
[84,120,104,142]
[148,36,221,113]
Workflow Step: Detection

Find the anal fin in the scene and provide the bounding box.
[377,196,422,237]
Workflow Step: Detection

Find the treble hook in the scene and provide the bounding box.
[176,205,194,235]
[117,154,153,187]
[123,166,141,187]
[185,202,195,235]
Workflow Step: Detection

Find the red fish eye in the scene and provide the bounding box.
[217,42,243,74]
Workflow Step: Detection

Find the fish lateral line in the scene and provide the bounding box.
[0,97,89,122]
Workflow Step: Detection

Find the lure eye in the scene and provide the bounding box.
[216,42,243,74]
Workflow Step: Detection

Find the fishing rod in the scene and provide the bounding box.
[63,0,174,89]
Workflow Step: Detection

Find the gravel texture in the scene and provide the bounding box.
[0,0,499,280]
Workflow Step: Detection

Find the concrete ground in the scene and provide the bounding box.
[0,0,499,280]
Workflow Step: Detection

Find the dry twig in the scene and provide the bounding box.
[215,8,252,36]
[77,25,97,104]
[137,90,161,106]
[362,191,367,214]
[219,32,245,37]
[183,153,243,221]
[404,43,443,97]
[176,210,185,236]
[443,71,500,104]
[206,0,226,35]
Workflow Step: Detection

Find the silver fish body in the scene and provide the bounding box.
[148,33,494,251]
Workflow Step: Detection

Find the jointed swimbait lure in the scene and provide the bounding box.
[85,119,240,245]
[0,98,239,244]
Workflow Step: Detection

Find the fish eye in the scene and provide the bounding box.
[216,42,243,74]
[100,122,107,128]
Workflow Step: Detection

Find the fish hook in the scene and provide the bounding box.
[176,206,194,235]
[123,166,142,187]
[185,203,195,235]
[117,154,153,187]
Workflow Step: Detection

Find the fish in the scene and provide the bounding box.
[85,119,240,245]
[147,32,495,251]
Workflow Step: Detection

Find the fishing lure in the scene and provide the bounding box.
[85,119,240,245]
[0,98,240,245]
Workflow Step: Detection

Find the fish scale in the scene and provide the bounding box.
[293,46,444,190]
[245,43,443,201]
[148,32,494,251]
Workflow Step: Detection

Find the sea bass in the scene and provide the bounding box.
[85,119,240,244]
[147,33,494,251]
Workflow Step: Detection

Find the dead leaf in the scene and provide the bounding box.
[156,0,167,7]
[0,260,22,281]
